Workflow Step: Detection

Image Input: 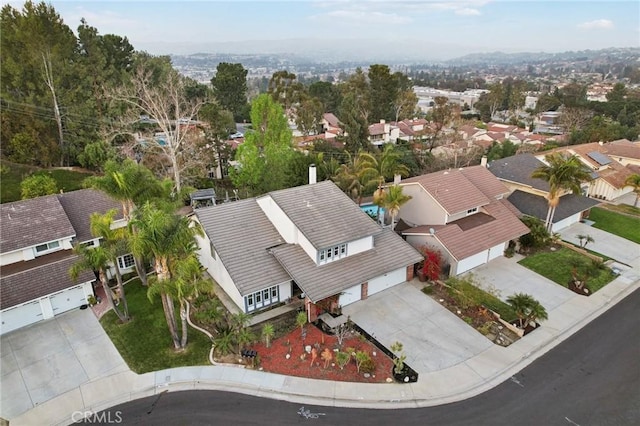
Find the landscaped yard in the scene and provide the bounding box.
[0,159,94,203]
[588,207,640,244]
[518,247,617,293]
[100,280,211,374]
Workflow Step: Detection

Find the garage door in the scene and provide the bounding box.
[488,242,505,262]
[457,250,488,275]
[50,286,87,314]
[0,301,43,335]
[339,284,361,307]
[368,268,406,296]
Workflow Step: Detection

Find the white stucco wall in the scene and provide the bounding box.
[399,183,447,226]
[347,236,373,256]
[257,195,297,243]
[339,283,361,307]
[0,250,24,266]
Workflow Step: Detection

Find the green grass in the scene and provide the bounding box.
[588,207,640,244]
[446,277,518,323]
[100,279,212,374]
[0,159,94,203]
[519,247,617,293]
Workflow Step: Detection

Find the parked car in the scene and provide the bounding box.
[229,132,244,139]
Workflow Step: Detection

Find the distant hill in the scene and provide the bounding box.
[446,47,640,66]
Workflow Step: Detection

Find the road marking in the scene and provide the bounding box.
[510,376,524,387]
[565,416,581,425]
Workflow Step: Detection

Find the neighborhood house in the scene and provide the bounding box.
[0,189,131,335]
[194,179,423,321]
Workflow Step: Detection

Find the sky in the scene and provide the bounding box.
[3,1,640,60]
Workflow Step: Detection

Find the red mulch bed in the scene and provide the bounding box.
[250,325,395,383]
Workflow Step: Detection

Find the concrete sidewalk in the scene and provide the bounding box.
[10,259,639,426]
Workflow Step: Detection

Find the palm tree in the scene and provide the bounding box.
[89,209,130,319]
[531,153,593,231]
[381,184,412,230]
[361,145,410,220]
[624,173,640,207]
[506,293,548,329]
[147,254,211,349]
[333,151,379,205]
[130,202,204,350]
[261,323,275,348]
[87,159,165,286]
[576,234,595,249]
[70,242,130,323]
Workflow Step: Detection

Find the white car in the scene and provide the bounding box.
[229,132,244,139]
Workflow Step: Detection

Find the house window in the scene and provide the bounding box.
[466,207,478,215]
[81,240,95,247]
[117,254,135,269]
[244,285,279,312]
[35,241,60,255]
[318,243,348,264]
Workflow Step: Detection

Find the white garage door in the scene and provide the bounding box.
[457,250,488,275]
[50,286,87,314]
[488,242,506,262]
[0,301,43,335]
[339,284,361,307]
[368,268,406,296]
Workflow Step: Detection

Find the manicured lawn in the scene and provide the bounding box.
[100,280,211,374]
[518,247,617,293]
[588,207,640,244]
[446,276,518,323]
[0,159,94,203]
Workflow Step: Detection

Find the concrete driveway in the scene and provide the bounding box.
[465,256,575,311]
[558,222,640,267]
[342,282,492,375]
[0,309,128,419]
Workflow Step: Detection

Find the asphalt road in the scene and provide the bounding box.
[97,288,640,426]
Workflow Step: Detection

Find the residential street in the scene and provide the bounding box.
[99,288,640,425]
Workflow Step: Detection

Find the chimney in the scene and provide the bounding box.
[309,164,317,185]
[380,119,385,124]
[481,155,488,168]
[394,174,401,184]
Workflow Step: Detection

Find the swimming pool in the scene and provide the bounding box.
[360,204,384,217]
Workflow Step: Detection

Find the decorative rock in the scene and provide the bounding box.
[364,373,371,378]
[305,345,312,353]
[372,351,377,357]
[372,375,375,378]
[439,299,444,302]
[386,378,393,383]
[259,367,263,371]
[404,376,410,383]
[457,310,461,315]
[285,353,291,359]
[331,363,335,367]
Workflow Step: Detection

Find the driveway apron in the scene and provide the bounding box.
[0,309,128,419]
[558,222,640,267]
[342,282,492,375]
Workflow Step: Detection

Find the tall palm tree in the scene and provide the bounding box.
[70,242,130,323]
[333,150,378,205]
[130,202,204,350]
[361,145,410,220]
[506,293,548,329]
[624,173,640,207]
[531,153,593,231]
[89,209,130,319]
[381,184,412,230]
[87,159,165,286]
[147,254,211,349]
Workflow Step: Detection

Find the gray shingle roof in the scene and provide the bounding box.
[488,154,551,192]
[57,189,122,244]
[0,252,95,309]
[507,190,601,224]
[267,180,381,249]
[270,229,423,303]
[0,195,75,253]
[195,199,291,296]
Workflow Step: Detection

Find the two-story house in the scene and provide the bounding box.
[0,189,132,335]
[194,179,422,321]
[488,154,601,232]
[395,166,530,276]
[368,120,400,146]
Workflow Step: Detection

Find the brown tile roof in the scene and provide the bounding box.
[401,166,508,215]
[0,252,95,309]
[368,122,385,136]
[270,229,422,302]
[1,195,75,254]
[607,139,640,160]
[57,189,122,244]
[323,113,341,127]
[402,199,529,261]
